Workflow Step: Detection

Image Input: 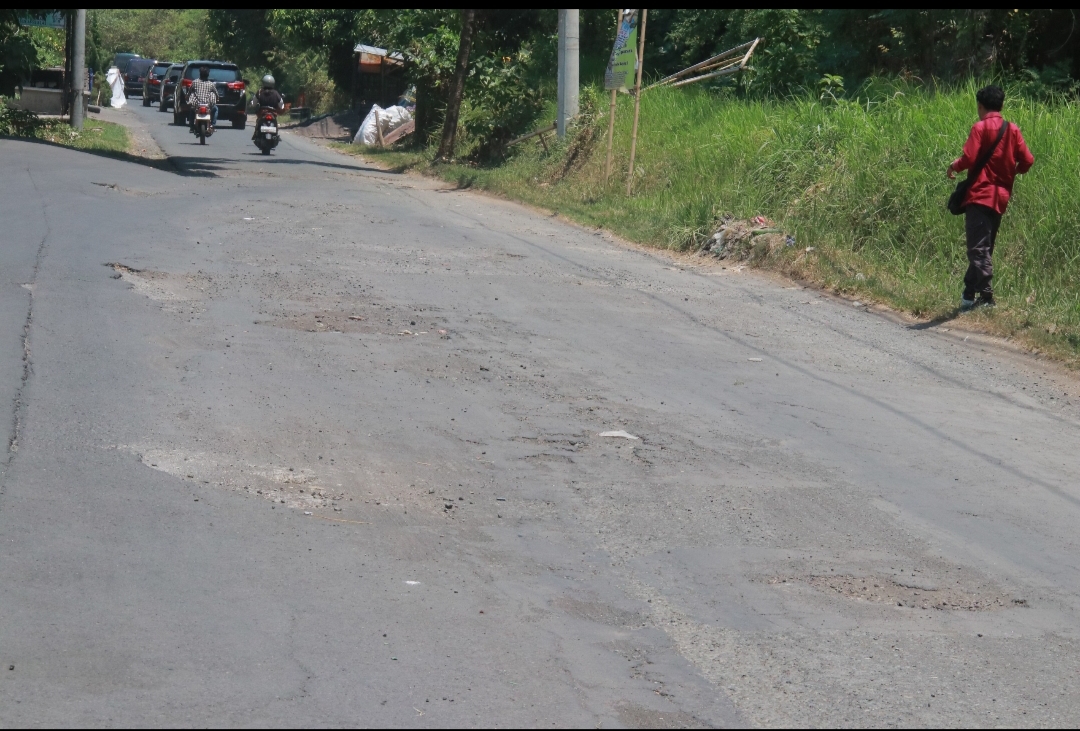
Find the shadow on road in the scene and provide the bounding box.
[244,155,398,175]
[908,311,962,330]
[0,134,228,178]
[1,133,183,173]
[165,156,234,177]
[2,133,393,179]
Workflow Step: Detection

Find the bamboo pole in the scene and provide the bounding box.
[647,39,756,89]
[604,9,623,185]
[626,9,647,197]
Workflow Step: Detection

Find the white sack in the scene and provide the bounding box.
[105,66,126,108]
[352,104,412,146]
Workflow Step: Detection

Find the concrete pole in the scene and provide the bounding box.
[557,9,579,139]
[71,9,86,130]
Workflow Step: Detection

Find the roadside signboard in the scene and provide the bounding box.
[19,12,67,29]
[604,9,638,92]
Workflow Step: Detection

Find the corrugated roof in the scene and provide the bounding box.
[353,44,404,61]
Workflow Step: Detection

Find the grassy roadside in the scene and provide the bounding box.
[348,80,1080,367]
[35,119,130,154]
[2,103,130,156]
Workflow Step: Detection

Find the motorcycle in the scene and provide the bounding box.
[191,105,214,145]
[254,108,279,155]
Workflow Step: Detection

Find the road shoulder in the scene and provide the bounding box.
[93,103,167,160]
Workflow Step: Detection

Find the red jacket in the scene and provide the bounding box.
[953,111,1034,214]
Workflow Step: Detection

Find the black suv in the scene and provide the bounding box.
[174,61,248,129]
[158,63,183,113]
[125,58,156,97]
[142,62,174,106]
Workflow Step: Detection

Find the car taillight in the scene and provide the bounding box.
[181,78,192,88]
[150,78,161,85]
[199,105,208,114]
[226,81,245,91]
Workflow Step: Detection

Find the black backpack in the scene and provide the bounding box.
[948,121,1008,215]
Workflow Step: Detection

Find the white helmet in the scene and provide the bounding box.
[262,75,275,89]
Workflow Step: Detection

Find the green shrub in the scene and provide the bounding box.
[0,100,46,136]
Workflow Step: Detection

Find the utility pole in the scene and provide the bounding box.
[557,9,579,139]
[71,9,86,130]
[626,9,647,196]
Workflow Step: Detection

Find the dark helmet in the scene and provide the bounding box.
[199,65,210,80]
[262,74,275,89]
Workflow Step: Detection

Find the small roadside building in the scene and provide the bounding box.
[351,44,407,113]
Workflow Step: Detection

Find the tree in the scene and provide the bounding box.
[436,9,476,161]
[1,10,45,96]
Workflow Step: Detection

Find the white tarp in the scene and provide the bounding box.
[105,66,126,108]
[352,104,412,146]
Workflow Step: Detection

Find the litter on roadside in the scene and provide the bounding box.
[748,358,763,362]
[352,104,413,146]
[705,216,791,262]
[599,430,640,440]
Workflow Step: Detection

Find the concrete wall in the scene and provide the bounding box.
[10,89,89,117]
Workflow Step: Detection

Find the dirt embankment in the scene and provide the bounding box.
[286,110,361,143]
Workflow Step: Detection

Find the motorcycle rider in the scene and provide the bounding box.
[187,65,219,129]
[252,74,284,140]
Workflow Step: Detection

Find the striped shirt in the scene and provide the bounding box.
[187,78,218,106]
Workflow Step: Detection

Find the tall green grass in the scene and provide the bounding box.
[357,80,1080,362]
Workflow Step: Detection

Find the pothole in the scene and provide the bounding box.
[258,307,445,336]
[108,263,212,304]
[774,574,1015,611]
[553,595,644,628]
[130,446,347,511]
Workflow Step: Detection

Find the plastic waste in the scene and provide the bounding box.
[105,66,126,108]
[352,104,413,146]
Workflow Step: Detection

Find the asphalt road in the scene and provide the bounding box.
[2,102,1080,727]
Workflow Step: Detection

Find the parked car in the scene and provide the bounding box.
[158,63,183,113]
[173,60,248,129]
[124,58,156,97]
[142,62,174,106]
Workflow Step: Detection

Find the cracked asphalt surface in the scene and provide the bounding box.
[2,103,1080,727]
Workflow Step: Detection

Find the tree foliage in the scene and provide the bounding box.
[1,10,49,95]
[14,9,1079,147]
[646,9,1080,95]
[86,9,210,72]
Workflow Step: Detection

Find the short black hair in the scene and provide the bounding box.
[199,65,210,80]
[976,85,1004,112]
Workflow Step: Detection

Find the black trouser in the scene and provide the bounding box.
[964,203,1001,300]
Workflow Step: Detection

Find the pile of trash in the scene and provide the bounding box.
[704,215,797,261]
[352,103,413,146]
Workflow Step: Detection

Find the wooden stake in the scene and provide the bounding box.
[604,9,623,185]
[626,9,647,197]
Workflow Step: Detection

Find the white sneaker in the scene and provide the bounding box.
[960,297,976,311]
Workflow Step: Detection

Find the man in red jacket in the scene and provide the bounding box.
[947,85,1034,309]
